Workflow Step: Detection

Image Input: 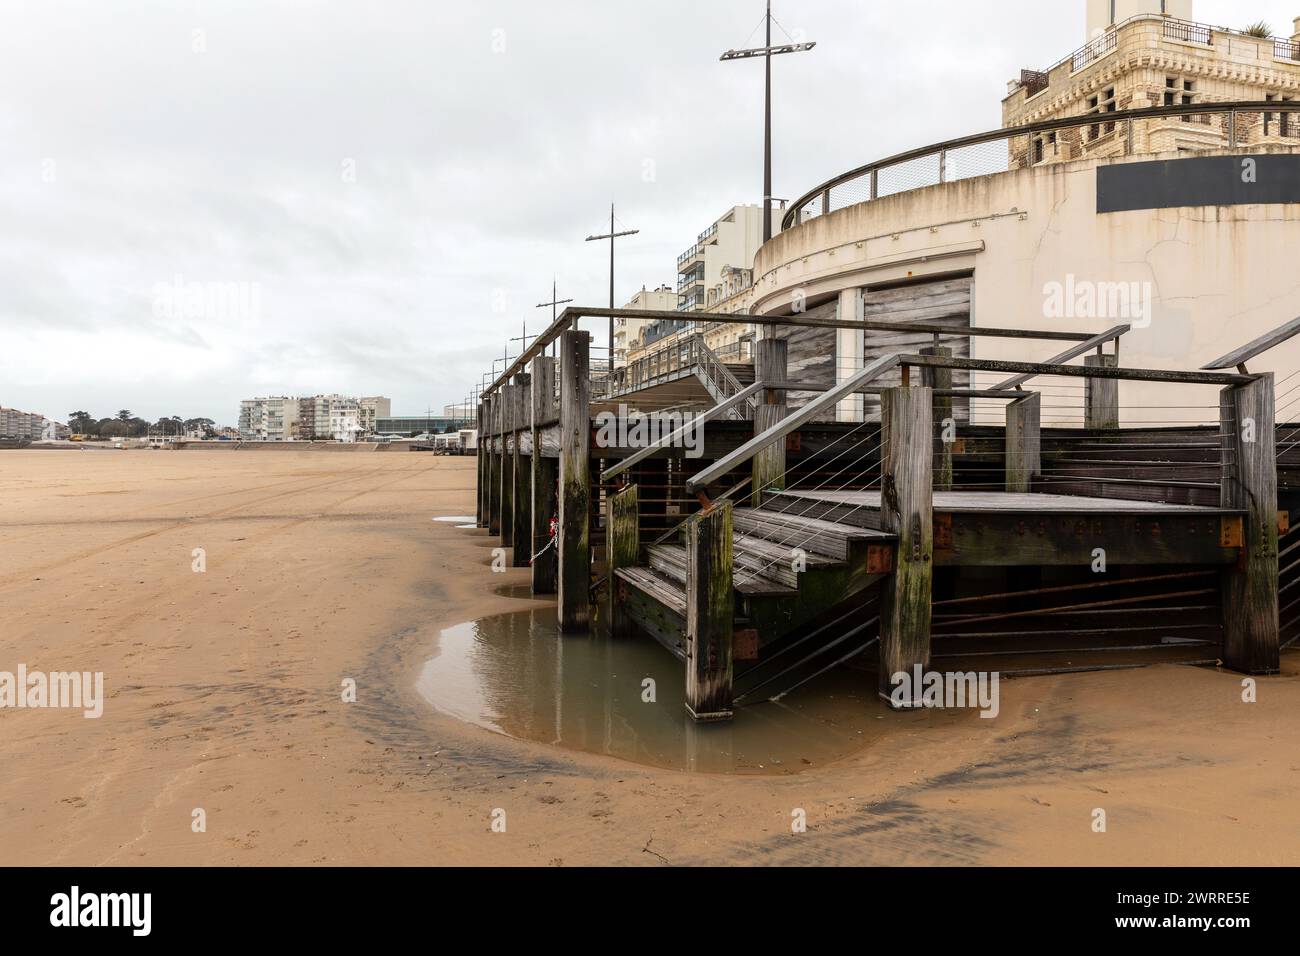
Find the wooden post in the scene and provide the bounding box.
[752,338,788,506]
[607,485,640,637]
[476,399,486,528]
[1220,374,1280,673]
[531,357,559,594]
[878,386,933,705]
[558,330,591,631]
[512,374,531,568]
[921,346,954,491]
[685,501,734,721]
[487,395,501,536]
[499,384,515,550]
[1005,392,1041,493]
[1084,354,1120,429]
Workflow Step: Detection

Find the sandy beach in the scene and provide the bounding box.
[1,448,1297,866]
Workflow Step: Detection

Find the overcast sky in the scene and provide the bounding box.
[1,0,1294,425]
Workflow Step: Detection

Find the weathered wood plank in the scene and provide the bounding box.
[685,502,734,721]
[922,346,954,491]
[531,357,559,594]
[487,394,501,536]
[499,384,515,550]
[877,386,933,705]
[1220,375,1281,673]
[1006,392,1041,493]
[558,331,591,631]
[752,338,788,506]
[608,485,640,638]
[1202,315,1300,370]
[511,374,532,567]
[1084,354,1119,429]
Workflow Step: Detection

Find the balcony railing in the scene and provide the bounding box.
[783,100,1300,231]
[1163,19,1212,45]
[1071,30,1117,72]
[676,243,703,267]
[1278,39,1300,62]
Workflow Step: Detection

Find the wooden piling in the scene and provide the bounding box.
[685,501,734,721]
[752,338,788,506]
[487,395,501,536]
[878,386,933,705]
[1084,355,1120,429]
[558,330,591,631]
[607,485,640,638]
[1220,374,1280,673]
[1005,392,1041,493]
[531,357,559,594]
[499,384,515,551]
[512,374,532,568]
[476,399,487,528]
[921,346,954,491]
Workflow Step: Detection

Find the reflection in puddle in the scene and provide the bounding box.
[433,516,476,523]
[417,607,964,774]
[492,582,544,600]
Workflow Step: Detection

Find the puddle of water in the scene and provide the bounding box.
[417,607,966,775]
[433,516,477,523]
[492,582,544,600]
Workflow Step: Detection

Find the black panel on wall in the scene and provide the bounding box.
[1097,154,1300,213]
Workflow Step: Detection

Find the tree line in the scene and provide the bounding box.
[66,410,217,439]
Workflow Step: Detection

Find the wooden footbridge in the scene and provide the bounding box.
[475,307,1295,721]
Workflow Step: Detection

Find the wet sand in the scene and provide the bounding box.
[2,448,1298,866]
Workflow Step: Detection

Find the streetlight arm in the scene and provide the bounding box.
[719,41,815,60]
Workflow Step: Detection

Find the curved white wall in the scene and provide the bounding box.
[753,148,1300,425]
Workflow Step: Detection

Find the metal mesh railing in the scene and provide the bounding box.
[785,102,1300,230]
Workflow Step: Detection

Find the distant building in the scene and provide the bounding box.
[359,396,392,435]
[238,397,300,441]
[1,406,61,441]
[375,415,473,437]
[676,205,767,313]
[1004,3,1300,160]
[240,393,389,441]
[613,285,677,367]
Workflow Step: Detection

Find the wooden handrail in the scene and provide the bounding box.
[685,354,903,492]
[600,381,767,483]
[990,324,1131,390]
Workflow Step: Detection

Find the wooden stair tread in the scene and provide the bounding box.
[734,507,894,560]
[647,544,794,597]
[615,566,687,616]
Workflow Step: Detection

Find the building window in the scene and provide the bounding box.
[1109,0,1116,26]
[1087,87,1117,140]
[1031,130,1057,164]
[1165,77,1198,121]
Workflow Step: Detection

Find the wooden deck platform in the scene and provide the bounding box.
[768,488,1245,515]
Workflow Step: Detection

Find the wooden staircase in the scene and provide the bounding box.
[614,495,896,665]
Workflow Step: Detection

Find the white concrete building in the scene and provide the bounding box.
[237,397,300,441]
[613,285,677,367]
[358,396,392,436]
[753,1,1300,426]
[676,205,766,313]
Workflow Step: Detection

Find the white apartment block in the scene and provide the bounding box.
[613,285,677,367]
[0,407,55,441]
[675,205,766,313]
[237,397,300,441]
[239,394,389,441]
[359,396,392,435]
